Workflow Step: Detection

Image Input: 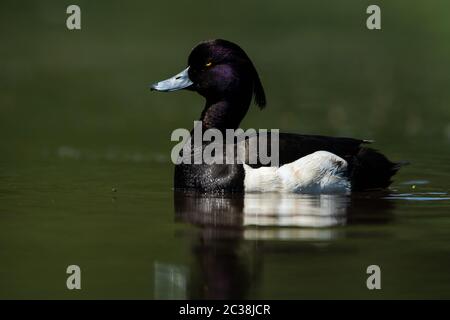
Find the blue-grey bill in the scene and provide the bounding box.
[150,67,193,92]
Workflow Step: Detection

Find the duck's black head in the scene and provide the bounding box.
[151,39,266,129]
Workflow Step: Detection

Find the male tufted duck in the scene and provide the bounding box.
[150,39,403,193]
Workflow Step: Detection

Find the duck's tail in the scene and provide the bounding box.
[350,147,408,191]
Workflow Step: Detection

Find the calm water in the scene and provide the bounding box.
[1,149,449,299]
[1,1,450,299]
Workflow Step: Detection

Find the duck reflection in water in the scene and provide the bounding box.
[171,192,394,299]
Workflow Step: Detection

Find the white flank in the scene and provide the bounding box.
[243,164,281,192]
[243,151,351,194]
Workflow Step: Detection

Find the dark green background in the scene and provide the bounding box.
[0,0,449,299]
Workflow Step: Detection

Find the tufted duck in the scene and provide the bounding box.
[150,39,404,193]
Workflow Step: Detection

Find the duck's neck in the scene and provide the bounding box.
[199,96,252,131]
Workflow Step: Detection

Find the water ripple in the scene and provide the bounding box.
[384,192,450,201]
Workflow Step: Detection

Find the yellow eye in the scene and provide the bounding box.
[205,62,212,67]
